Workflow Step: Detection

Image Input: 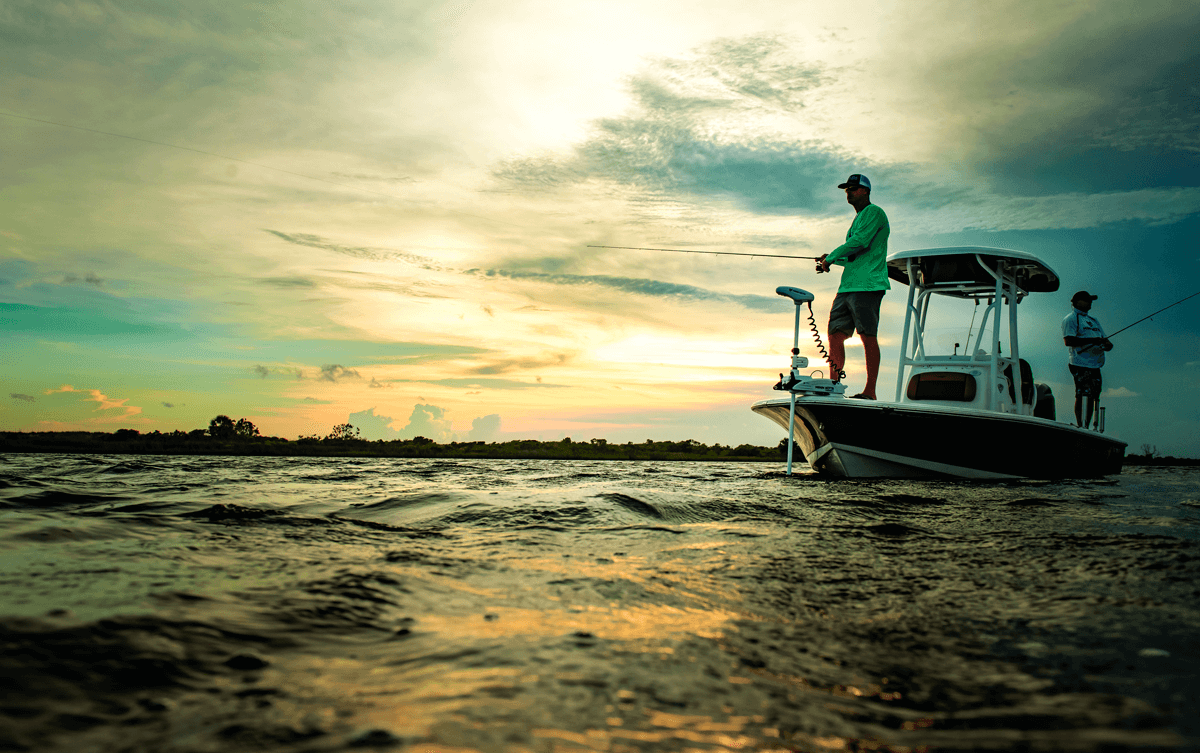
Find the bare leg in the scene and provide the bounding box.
[1074,395,1084,427]
[828,331,848,382]
[861,335,880,399]
[1085,397,1098,429]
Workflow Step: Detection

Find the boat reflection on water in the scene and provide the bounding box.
[753,246,1126,478]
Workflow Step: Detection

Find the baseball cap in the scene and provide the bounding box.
[1071,290,1098,302]
[838,174,871,190]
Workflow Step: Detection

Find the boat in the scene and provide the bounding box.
[751,246,1127,478]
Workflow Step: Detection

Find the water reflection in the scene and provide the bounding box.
[0,457,1196,751]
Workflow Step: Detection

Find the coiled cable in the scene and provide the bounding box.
[806,302,845,381]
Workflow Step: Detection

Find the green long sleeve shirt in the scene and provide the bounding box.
[825,203,891,292]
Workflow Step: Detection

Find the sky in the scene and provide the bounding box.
[2,0,1198,456]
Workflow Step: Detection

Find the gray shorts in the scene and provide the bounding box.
[1068,364,1102,399]
[828,290,885,337]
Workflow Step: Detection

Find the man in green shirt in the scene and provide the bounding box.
[815,174,891,399]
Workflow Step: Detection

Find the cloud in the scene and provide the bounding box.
[368,377,389,388]
[40,384,142,420]
[641,34,828,111]
[162,402,175,408]
[319,275,442,299]
[10,393,35,403]
[497,126,858,215]
[1102,386,1140,398]
[471,269,781,311]
[348,407,403,441]
[471,352,572,376]
[388,377,566,391]
[492,34,860,215]
[0,2,443,163]
[905,186,1200,234]
[260,276,317,289]
[489,23,1200,239]
[743,234,814,251]
[328,172,414,184]
[467,414,501,441]
[882,0,1200,194]
[318,364,362,382]
[63,272,103,286]
[398,403,454,442]
[265,230,438,268]
[253,364,307,379]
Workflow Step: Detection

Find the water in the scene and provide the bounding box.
[2,455,1198,752]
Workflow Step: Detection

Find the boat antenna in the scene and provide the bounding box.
[1107,290,1200,338]
[587,245,821,260]
[963,298,980,354]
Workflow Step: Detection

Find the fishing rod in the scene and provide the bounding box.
[587,245,821,261]
[1107,289,1200,338]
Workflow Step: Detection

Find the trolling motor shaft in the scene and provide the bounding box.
[773,287,846,476]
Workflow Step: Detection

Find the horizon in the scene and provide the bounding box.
[2,1,1198,457]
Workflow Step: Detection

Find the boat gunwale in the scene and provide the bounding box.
[751,395,1127,446]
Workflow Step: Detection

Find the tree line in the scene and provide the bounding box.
[0,416,790,461]
[4,417,1189,462]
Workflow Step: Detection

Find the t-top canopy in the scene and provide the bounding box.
[886,246,1060,297]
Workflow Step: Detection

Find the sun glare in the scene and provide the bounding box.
[594,335,782,371]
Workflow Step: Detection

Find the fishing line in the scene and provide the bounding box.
[0,109,524,228]
[1107,290,1200,338]
[588,245,820,260]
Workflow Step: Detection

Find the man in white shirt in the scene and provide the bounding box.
[1061,291,1113,428]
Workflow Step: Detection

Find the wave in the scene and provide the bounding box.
[0,490,130,510]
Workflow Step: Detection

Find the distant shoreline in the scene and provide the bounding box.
[0,431,787,462]
[1,431,1195,465]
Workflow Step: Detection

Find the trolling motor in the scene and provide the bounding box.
[773,287,846,476]
[773,287,846,397]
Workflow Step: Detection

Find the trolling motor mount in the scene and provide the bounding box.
[774,371,846,396]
